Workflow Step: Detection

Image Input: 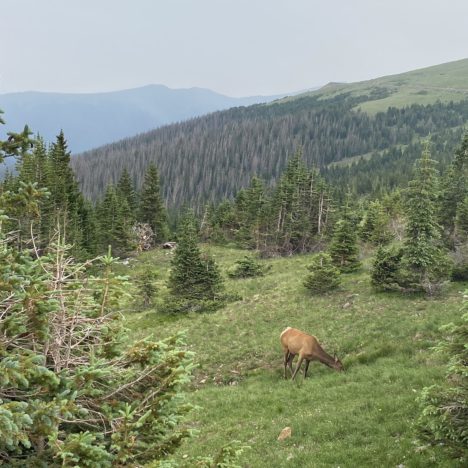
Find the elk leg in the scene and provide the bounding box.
[283,350,290,379]
[304,360,310,378]
[287,352,295,377]
[292,356,304,380]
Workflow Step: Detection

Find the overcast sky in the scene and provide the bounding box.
[1,0,467,97]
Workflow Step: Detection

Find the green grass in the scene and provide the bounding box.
[284,58,468,114]
[119,246,466,467]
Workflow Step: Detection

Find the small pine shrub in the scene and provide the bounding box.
[135,266,158,307]
[228,256,271,279]
[304,252,341,294]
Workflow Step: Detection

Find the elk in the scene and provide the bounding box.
[280,327,344,380]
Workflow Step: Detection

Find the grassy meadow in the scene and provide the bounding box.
[119,246,466,467]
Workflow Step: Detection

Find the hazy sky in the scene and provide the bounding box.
[1,0,467,97]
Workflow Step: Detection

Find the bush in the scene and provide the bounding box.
[304,253,341,294]
[228,256,271,279]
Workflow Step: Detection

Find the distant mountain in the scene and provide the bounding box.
[0,85,298,153]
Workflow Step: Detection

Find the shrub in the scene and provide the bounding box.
[228,256,271,279]
[304,253,341,294]
[135,266,158,307]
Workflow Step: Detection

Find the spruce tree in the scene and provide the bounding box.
[330,198,361,272]
[360,200,391,245]
[97,185,134,255]
[139,163,169,244]
[166,212,224,312]
[117,168,138,218]
[304,252,341,294]
[400,145,451,293]
[439,132,468,243]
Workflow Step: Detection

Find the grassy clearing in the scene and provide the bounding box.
[120,246,466,467]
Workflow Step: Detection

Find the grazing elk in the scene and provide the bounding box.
[280,327,344,380]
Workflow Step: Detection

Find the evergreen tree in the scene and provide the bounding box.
[400,145,451,293]
[97,185,134,255]
[304,252,341,294]
[139,163,169,244]
[360,199,391,245]
[228,255,270,279]
[117,167,138,218]
[329,198,361,272]
[439,132,468,243]
[166,212,224,312]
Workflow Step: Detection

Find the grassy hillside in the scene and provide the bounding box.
[119,246,466,467]
[292,58,468,114]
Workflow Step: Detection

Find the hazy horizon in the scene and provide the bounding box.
[2,0,468,97]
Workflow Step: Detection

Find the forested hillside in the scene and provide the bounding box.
[72,60,468,209]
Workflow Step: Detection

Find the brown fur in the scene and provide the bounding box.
[280,327,344,380]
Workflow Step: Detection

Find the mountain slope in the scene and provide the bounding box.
[71,59,468,209]
[0,85,289,153]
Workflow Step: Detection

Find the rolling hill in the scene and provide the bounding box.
[71,58,468,209]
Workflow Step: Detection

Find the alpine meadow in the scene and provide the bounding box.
[1,11,468,466]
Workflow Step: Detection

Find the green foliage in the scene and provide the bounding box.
[139,163,169,244]
[370,245,404,291]
[228,255,270,279]
[439,132,468,242]
[418,292,468,459]
[303,252,341,294]
[166,212,225,313]
[0,212,194,464]
[96,184,135,255]
[399,145,452,293]
[329,199,361,273]
[359,199,392,245]
[135,266,158,307]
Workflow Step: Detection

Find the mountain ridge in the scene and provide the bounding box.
[0,84,296,154]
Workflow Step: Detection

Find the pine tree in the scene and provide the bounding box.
[360,200,391,245]
[117,168,138,218]
[139,163,169,244]
[439,132,468,243]
[97,185,134,255]
[304,252,341,294]
[400,144,451,293]
[329,198,361,272]
[166,212,224,312]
